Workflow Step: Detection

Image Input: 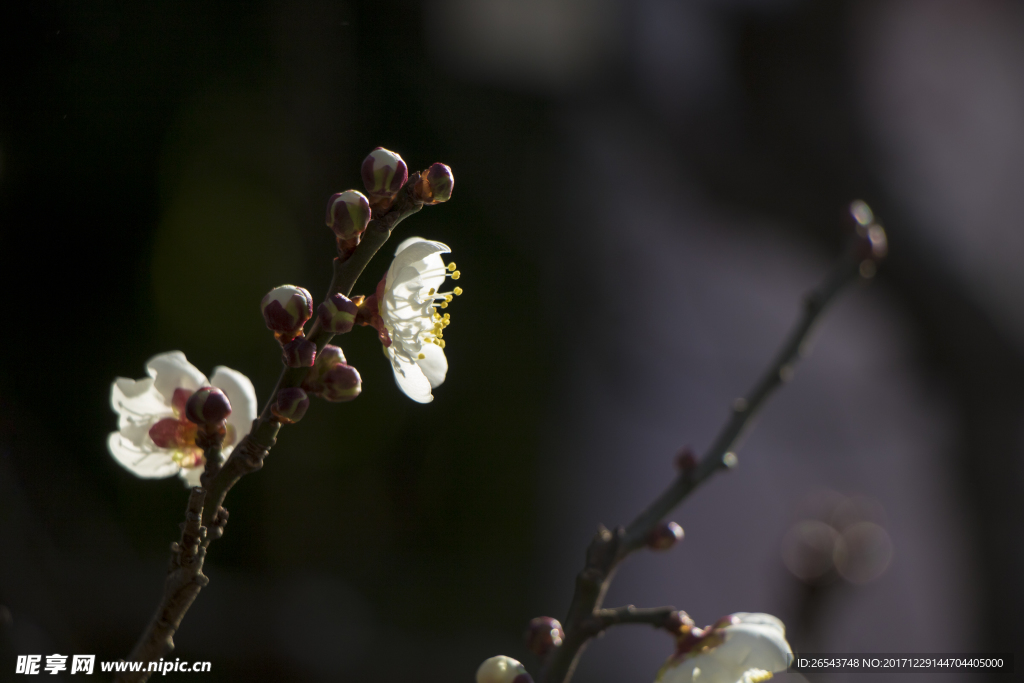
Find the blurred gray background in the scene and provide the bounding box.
[1,1,1021,681]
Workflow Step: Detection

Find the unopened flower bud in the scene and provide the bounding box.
[477,656,533,683]
[282,337,317,368]
[261,285,313,340]
[361,147,408,198]
[272,387,309,424]
[525,617,564,657]
[412,162,454,204]
[326,190,371,240]
[318,293,358,334]
[711,614,741,629]
[665,610,695,634]
[647,521,684,551]
[320,362,362,402]
[184,387,232,426]
[303,344,344,393]
[674,446,697,473]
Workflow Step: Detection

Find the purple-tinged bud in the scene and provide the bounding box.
[272,387,309,424]
[302,344,346,394]
[525,617,564,657]
[361,147,408,198]
[326,190,371,241]
[282,337,317,368]
[711,614,740,629]
[674,446,697,473]
[184,387,232,426]
[318,293,358,334]
[665,610,695,634]
[476,656,533,683]
[320,362,362,402]
[261,285,313,340]
[647,521,684,551]
[412,162,454,204]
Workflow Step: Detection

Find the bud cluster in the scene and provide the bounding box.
[303,345,362,402]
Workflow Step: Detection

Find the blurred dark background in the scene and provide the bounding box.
[1,1,1021,681]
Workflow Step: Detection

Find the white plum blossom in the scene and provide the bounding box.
[657,613,793,683]
[107,351,258,486]
[376,237,462,403]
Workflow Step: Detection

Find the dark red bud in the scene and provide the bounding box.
[674,446,697,472]
[525,617,564,657]
[282,337,317,368]
[318,293,358,334]
[272,387,310,424]
[185,387,232,426]
[647,521,684,551]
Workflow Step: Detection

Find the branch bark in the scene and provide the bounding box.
[120,178,427,677]
[540,233,877,683]
[114,488,210,683]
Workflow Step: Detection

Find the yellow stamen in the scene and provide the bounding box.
[453,287,463,295]
[439,339,446,348]
[428,288,435,295]
[418,353,425,359]
[451,271,461,280]
[447,262,456,272]
[441,302,448,309]
[444,294,453,302]
[443,313,450,319]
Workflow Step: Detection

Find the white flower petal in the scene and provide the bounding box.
[656,614,792,683]
[107,432,178,479]
[390,352,434,403]
[110,377,171,430]
[179,465,205,487]
[386,238,450,291]
[418,342,448,388]
[210,365,259,441]
[146,351,208,402]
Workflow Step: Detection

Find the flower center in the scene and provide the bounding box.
[148,386,235,469]
[418,260,463,356]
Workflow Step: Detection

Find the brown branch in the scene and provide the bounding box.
[114,488,210,683]
[588,605,679,633]
[259,184,425,417]
[540,224,882,683]
[120,172,431,674]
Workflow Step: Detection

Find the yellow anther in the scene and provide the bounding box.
[418,353,425,360]
[441,301,448,309]
[445,294,453,302]
[453,287,463,296]
[451,271,461,280]
[433,313,441,321]
[439,339,446,349]
[443,313,450,319]
[428,288,435,295]
[442,319,450,327]
[447,262,456,272]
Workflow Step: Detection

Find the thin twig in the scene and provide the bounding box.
[120,177,427,675]
[114,488,209,683]
[540,232,878,683]
[589,605,679,633]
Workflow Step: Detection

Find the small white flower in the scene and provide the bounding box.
[377,237,462,403]
[107,351,258,486]
[657,613,793,683]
